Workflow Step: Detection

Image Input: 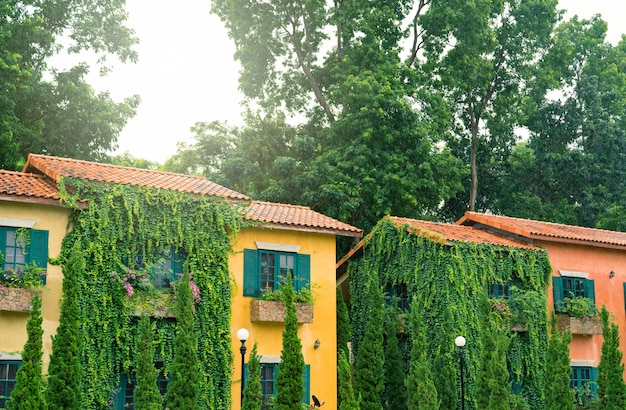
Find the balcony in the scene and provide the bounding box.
[556,314,603,336]
[250,299,313,324]
[0,287,37,312]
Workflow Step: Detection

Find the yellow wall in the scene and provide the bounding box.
[230,227,338,409]
[0,201,70,373]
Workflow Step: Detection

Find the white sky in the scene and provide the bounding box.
[60,0,626,163]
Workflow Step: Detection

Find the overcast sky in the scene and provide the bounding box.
[65,0,626,163]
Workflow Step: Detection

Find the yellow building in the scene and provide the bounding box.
[0,154,361,409]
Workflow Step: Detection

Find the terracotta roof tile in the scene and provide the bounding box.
[24,154,249,200]
[459,211,626,248]
[246,201,363,237]
[0,170,61,203]
[390,216,534,249]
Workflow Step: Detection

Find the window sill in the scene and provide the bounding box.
[250,299,313,324]
[556,314,602,335]
[0,287,38,312]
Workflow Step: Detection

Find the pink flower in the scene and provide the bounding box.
[123,283,134,296]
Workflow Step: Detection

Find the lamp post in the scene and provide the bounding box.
[237,328,250,408]
[455,335,466,410]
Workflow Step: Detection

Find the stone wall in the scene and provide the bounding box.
[0,287,36,312]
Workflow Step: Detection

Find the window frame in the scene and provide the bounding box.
[243,249,310,297]
[0,227,48,285]
[552,276,595,314]
[570,366,598,397]
[244,362,310,408]
[0,360,21,409]
[114,363,169,410]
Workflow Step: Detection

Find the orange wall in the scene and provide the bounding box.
[229,226,338,409]
[542,240,626,370]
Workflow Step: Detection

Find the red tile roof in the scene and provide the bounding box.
[20,154,362,237]
[0,170,62,206]
[24,153,249,200]
[246,201,363,237]
[458,211,626,249]
[390,216,534,249]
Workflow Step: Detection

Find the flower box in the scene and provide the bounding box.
[0,287,37,312]
[556,314,603,336]
[250,299,313,324]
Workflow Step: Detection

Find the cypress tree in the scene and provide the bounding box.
[165,271,201,409]
[338,350,359,410]
[242,343,262,410]
[274,274,305,410]
[544,313,574,410]
[134,315,162,410]
[597,306,626,409]
[8,293,46,410]
[337,286,351,359]
[46,241,83,410]
[354,276,384,410]
[476,312,511,410]
[406,301,439,409]
[383,315,406,409]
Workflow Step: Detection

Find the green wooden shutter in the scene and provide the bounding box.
[623,283,626,311]
[272,364,278,395]
[301,364,310,404]
[584,279,596,307]
[552,276,564,313]
[0,227,7,269]
[243,363,249,384]
[171,249,184,283]
[590,367,599,394]
[243,249,260,296]
[295,254,310,292]
[29,229,49,285]
[114,374,127,410]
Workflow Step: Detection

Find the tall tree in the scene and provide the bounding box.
[46,241,84,410]
[544,313,574,410]
[337,286,351,360]
[242,343,262,410]
[475,311,511,410]
[597,306,626,409]
[383,315,407,410]
[338,350,359,410]
[134,315,162,410]
[0,0,139,170]
[165,271,201,409]
[274,275,305,410]
[353,277,384,410]
[8,293,46,410]
[406,301,439,410]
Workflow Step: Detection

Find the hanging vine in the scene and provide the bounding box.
[57,177,244,409]
[349,218,552,409]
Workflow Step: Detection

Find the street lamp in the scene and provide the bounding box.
[237,328,250,408]
[455,335,466,410]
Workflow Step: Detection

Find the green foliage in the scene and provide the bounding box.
[557,296,597,319]
[406,299,439,410]
[8,293,46,410]
[242,343,262,410]
[383,316,406,410]
[46,241,84,410]
[544,313,574,410]
[336,287,351,361]
[353,274,384,410]
[259,282,314,304]
[274,275,305,410]
[349,219,552,409]
[0,261,45,288]
[338,350,359,410]
[134,316,162,410]
[57,177,243,409]
[597,306,626,409]
[165,271,202,409]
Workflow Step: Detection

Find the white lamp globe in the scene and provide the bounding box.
[237,328,249,342]
[455,335,466,347]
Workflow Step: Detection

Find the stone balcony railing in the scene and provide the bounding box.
[250,299,313,324]
[0,287,37,312]
[556,314,603,336]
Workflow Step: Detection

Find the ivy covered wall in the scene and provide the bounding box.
[348,218,553,409]
[58,177,243,409]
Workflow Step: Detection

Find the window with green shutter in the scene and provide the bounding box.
[113,363,169,409]
[126,247,184,289]
[570,366,598,399]
[488,283,510,299]
[0,361,21,409]
[553,276,595,314]
[245,363,311,408]
[0,227,48,284]
[243,249,310,297]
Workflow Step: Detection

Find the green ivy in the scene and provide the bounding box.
[349,219,552,409]
[57,177,244,409]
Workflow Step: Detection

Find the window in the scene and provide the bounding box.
[127,247,184,289]
[0,227,48,284]
[243,249,310,297]
[0,361,20,408]
[570,366,598,397]
[552,276,595,314]
[244,363,310,409]
[113,364,169,409]
[488,283,510,299]
[385,283,410,310]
